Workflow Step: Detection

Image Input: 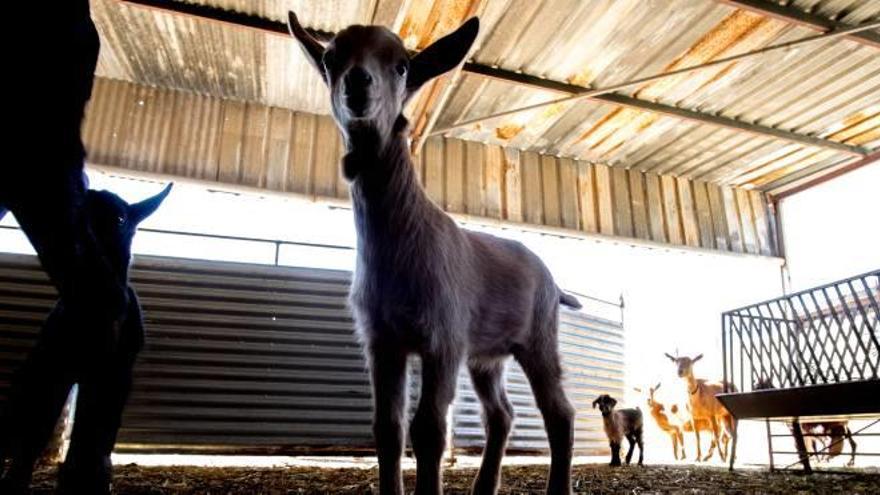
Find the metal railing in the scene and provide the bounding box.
[0,224,355,267]
[722,270,880,393]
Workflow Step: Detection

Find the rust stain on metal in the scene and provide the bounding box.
[400,0,477,49]
[495,102,567,142]
[567,68,594,88]
[496,123,525,140]
[636,10,780,100]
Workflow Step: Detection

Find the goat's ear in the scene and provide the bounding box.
[129,183,172,226]
[608,397,617,408]
[287,11,326,84]
[693,354,703,363]
[632,387,642,393]
[407,17,479,95]
[591,398,599,409]
[664,352,676,362]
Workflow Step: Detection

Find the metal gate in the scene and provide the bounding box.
[0,252,623,455]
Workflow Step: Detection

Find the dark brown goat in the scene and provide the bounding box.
[287,12,580,495]
[1,2,152,493]
[1,186,171,494]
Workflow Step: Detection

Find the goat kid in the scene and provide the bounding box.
[593,394,644,466]
[288,12,580,495]
[0,185,171,495]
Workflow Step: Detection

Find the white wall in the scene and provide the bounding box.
[780,161,880,291]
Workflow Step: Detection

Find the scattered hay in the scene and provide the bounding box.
[29,463,880,494]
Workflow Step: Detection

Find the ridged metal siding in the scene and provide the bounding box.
[0,253,621,455]
[453,310,624,453]
[82,78,777,257]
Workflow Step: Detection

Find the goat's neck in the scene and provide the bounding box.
[684,374,700,395]
[347,117,439,259]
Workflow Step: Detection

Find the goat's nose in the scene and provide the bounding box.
[345,66,372,89]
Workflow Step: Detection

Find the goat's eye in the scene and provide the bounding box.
[395,61,408,77]
[117,215,125,226]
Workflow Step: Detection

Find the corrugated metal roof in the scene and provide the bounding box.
[91,0,880,192]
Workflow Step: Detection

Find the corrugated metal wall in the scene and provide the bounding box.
[82,78,776,256]
[453,311,623,453]
[0,252,622,455]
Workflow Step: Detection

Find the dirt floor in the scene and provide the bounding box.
[28,463,880,494]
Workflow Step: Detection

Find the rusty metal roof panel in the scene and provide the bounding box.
[92,0,879,191]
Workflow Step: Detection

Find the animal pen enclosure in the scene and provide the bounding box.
[719,270,880,472]
[0,250,624,456]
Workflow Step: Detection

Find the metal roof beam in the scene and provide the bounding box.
[716,0,880,49]
[768,150,880,200]
[463,64,866,157]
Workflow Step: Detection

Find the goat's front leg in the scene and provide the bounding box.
[366,341,408,495]
[678,430,687,460]
[58,292,144,495]
[609,441,621,466]
[709,416,725,462]
[692,419,703,461]
[411,352,461,495]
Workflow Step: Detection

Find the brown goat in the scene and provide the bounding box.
[665,353,737,463]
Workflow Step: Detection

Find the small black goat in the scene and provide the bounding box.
[593,394,644,466]
[0,184,171,495]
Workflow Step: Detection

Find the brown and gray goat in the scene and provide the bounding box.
[593,394,644,466]
[287,12,580,495]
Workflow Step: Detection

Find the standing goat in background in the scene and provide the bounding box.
[666,353,737,464]
[639,383,725,461]
[287,12,580,495]
[593,394,644,466]
[1,185,171,494]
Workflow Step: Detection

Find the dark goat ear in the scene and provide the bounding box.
[407,17,479,94]
[693,354,703,363]
[287,11,327,84]
[129,183,172,225]
[655,382,662,391]
[664,353,676,362]
[592,398,600,409]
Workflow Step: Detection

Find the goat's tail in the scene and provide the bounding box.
[558,289,582,309]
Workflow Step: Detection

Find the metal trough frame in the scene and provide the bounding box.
[719,270,880,472]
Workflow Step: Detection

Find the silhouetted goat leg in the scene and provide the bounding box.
[57,290,144,495]
[0,306,76,494]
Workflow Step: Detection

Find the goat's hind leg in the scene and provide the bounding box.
[845,427,856,467]
[625,434,636,465]
[469,359,513,495]
[516,341,574,493]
